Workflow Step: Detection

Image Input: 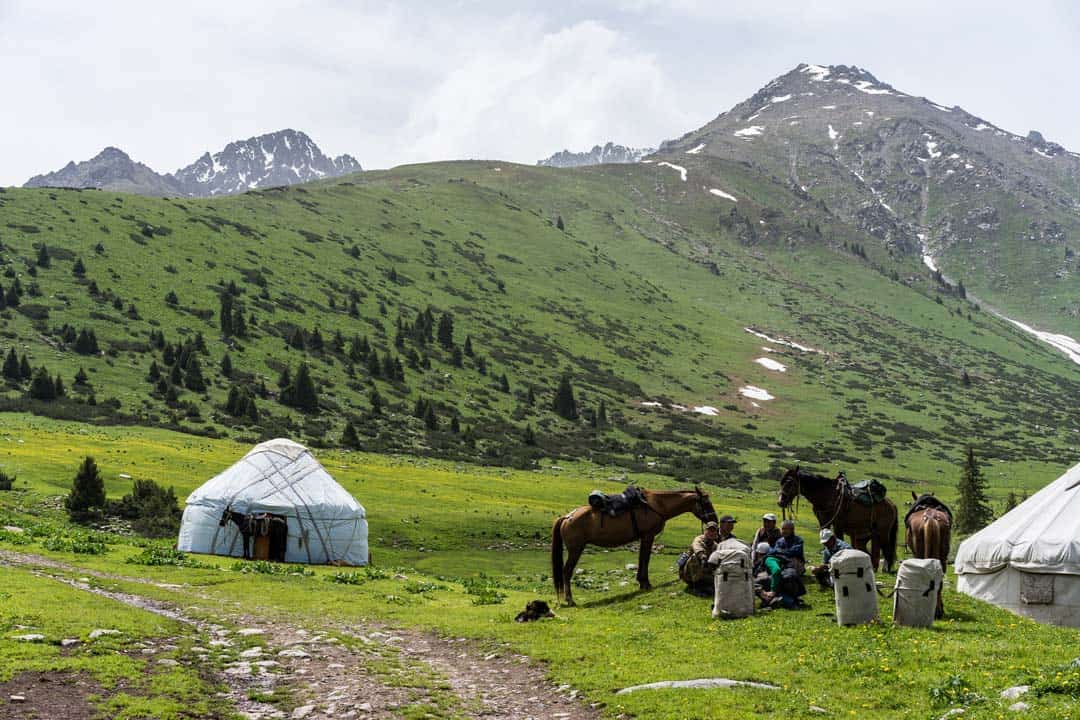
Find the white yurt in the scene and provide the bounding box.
[955,461,1080,627]
[177,438,368,565]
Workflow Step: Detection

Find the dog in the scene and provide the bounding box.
[514,599,556,622]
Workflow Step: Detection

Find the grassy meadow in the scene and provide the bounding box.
[1,413,1078,719]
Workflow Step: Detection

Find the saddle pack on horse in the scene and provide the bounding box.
[904,494,953,525]
[845,477,888,506]
[588,485,646,517]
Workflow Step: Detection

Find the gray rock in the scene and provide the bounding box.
[9,695,25,702]
[60,638,80,647]
[616,677,779,694]
[277,648,310,658]
[12,634,45,642]
[1000,685,1030,699]
[1008,701,1029,712]
[291,705,315,719]
[89,629,120,640]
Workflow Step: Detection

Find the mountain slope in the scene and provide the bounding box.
[0,160,1077,495]
[22,130,361,198]
[652,63,1080,336]
[537,142,654,168]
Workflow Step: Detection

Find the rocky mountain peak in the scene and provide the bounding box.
[537,142,655,168]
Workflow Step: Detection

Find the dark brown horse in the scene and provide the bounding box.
[778,467,898,572]
[219,506,254,560]
[905,492,952,618]
[551,488,717,606]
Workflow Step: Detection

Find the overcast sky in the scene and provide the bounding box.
[2,1,1079,186]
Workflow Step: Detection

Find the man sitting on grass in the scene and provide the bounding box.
[810,528,851,589]
[754,542,808,610]
[774,519,806,574]
[678,520,720,596]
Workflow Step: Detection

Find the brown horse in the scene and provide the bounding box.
[905,492,952,618]
[778,467,898,572]
[551,488,717,606]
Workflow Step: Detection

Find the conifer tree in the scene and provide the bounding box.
[54,374,65,397]
[597,399,608,428]
[526,386,535,407]
[74,367,89,387]
[366,351,381,378]
[341,421,361,449]
[553,374,578,420]
[184,357,206,392]
[74,329,99,355]
[4,285,18,308]
[29,367,56,400]
[277,366,291,389]
[19,355,31,380]
[449,415,460,434]
[451,346,463,368]
[36,244,50,268]
[65,456,105,521]
[956,447,994,533]
[437,312,454,349]
[1003,491,1018,514]
[220,353,233,378]
[498,373,510,393]
[290,362,318,412]
[423,403,438,431]
[523,424,536,446]
[368,388,383,415]
[556,215,565,231]
[463,335,474,357]
[2,348,19,380]
[72,257,86,277]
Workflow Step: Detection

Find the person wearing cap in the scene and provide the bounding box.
[773,519,806,574]
[753,541,800,609]
[717,515,737,542]
[751,513,781,564]
[811,528,851,589]
[678,520,720,596]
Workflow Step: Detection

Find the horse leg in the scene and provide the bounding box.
[562,543,584,607]
[637,535,654,590]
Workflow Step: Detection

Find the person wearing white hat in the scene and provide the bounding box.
[811,527,851,588]
[751,512,781,565]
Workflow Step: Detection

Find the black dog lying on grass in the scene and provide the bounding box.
[515,600,555,622]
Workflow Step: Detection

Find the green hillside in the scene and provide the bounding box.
[0,162,1078,495]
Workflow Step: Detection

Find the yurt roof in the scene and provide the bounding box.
[954,461,1080,576]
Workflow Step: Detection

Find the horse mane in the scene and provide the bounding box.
[788,468,835,486]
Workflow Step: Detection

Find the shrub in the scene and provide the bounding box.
[42,533,107,555]
[0,469,14,490]
[326,571,365,585]
[232,560,314,576]
[116,478,182,538]
[127,546,210,568]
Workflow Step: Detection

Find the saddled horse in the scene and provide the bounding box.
[219,505,255,560]
[778,466,898,572]
[905,492,952,618]
[551,488,717,606]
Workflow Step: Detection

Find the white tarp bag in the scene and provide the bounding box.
[832,548,878,626]
[893,558,943,627]
[709,539,754,618]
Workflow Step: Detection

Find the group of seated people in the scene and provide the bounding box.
[678,512,852,610]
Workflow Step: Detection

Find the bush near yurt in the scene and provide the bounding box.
[65,456,106,522]
[114,479,182,538]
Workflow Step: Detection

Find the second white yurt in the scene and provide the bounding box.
[955,461,1080,627]
[177,438,368,565]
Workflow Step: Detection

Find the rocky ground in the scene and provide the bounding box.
[0,550,600,720]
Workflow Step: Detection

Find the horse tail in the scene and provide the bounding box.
[923,513,941,570]
[883,502,898,571]
[551,515,565,596]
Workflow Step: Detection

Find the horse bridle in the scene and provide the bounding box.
[695,486,718,525]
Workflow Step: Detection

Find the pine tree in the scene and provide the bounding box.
[523,424,536,446]
[956,447,994,533]
[36,244,50,268]
[341,421,361,449]
[368,388,383,415]
[74,367,89,387]
[165,290,179,306]
[65,456,106,521]
[437,312,454,349]
[277,366,292,389]
[451,346,463,368]
[4,285,18,308]
[1003,491,1018,514]
[290,363,319,412]
[72,257,86,277]
[423,403,438,431]
[19,355,31,381]
[220,353,233,378]
[449,415,460,434]
[556,215,565,231]
[184,357,206,392]
[553,374,578,420]
[476,356,487,376]
[74,329,99,355]
[961,370,971,387]
[28,367,56,400]
[308,327,324,352]
[2,348,19,380]
[498,373,510,393]
[597,399,608,428]
[463,335,474,357]
[53,374,65,397]
[366,351,381,378]
[526,386,535,407]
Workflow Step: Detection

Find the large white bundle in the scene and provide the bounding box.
[893,558,943,627]
[709,539,754,618]
[831,548,878,626]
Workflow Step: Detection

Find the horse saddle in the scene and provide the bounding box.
[588,485,646,517]
[847,479,887,506]
[905,495,953,524]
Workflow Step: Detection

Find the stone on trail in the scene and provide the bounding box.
[1001,686,1030,700]
[237,628,265,636]
[10,695,26,703]
[240,646,264,658]
[157,658,179,667]
[278,648,310,658]
[616,678,780,694]
[291,705,315,719]
[89,629,120,639]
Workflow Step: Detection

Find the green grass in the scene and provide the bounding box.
[0,417,1077,719]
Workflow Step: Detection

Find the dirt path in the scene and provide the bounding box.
[0,550,601,720]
